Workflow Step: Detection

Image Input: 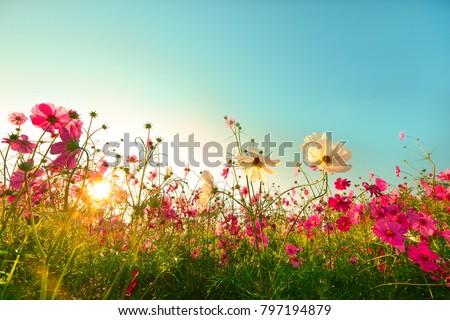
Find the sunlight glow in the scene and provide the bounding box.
[89,181,111,201]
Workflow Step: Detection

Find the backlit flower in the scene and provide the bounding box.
[50,126,82,169]
[10,134,36,154]
[30,102,70,133]
[301,132,352,173]
[237,147,280,182]
[197,170,214,213]
[8,112,28,126]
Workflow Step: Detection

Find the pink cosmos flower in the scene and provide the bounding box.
[334,178,351,190]
[328,194,352,213]
[336,215,352,232]
[10,135,36,154]
[304,214,322,230]
[184,163,190,177]
[395,166,401,178]
[285,243,297,256]
[221,164,230,179]
[294,166,300,177]
[289,256,303,268]
[369,170,374,180]
[375,178,387,191]
[224,115,236,129]
[126,155,138,163]
[399,131,405,141]
[437,169,450,181]
[8,112,28,126]
[50,126,82,169]
[30,103,70,133]
[373,220,407,252]
[408,242,440,272]
[408,211,437,237]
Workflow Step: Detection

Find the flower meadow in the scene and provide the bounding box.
[0,103,449,300]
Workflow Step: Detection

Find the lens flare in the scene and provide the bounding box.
[89,181,111,200]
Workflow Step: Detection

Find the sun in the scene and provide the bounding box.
[89,181,111,201]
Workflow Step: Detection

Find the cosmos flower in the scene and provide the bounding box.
[8,112,28,126]
[373,220,407,252]
[301,132,352,173]
[197,170,214,213]
[237,147,280,182]
[30,102,70,133]
[49,126,82,169]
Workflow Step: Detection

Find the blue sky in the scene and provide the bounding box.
[1,0,449,189]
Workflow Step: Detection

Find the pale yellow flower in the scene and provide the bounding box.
[197,170,214,213]
[237,147,280,182]
[301,132,352,173]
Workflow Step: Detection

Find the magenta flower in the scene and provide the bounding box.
[30,103,70,133]
[304,214,322,230]
[373,220,407,252]
[221,164,230,179]
[399,131,405,141]
[285,243,297,256]
[395,166,401,178]
[336,215,352,232]
[50,126,82,169]
[10,135,36,154]
[437,169,450,181]
[408,242,440,272]
[334,178,351,190]
[8,112,28,126]
[409,211,437,237]
[328,194,352,213]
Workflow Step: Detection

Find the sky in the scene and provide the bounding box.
[1,0,449,190]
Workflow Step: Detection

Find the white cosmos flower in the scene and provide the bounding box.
[301,132,352,173]
[197,170,214,213]
[237,147,280,182]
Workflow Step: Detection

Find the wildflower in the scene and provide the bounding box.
[289,256,303,268]
[10,134,36,154]
[363,178,386,197]
[49,126,82,169]
[437,169,450,181]
[30,102,70,133]
[224,115,236,129]
[328,194,352,213]
[349,256,358,265]
[369,170,374,180]
[335,178,351,190]
[126,268,139,297]
[184,163,190,177]
[301,132,352,173]
[408,242,440,272]
[336,215,352,232]
[8,112,28,126]
[408,211,437,237]
[221,163,230,179]
[395,166,401,178]
[241,186,248,197]
[373,220,407,252]
[304,214,322,230]
[285,243,297,256]
[237,147,280,182]
[399,131,405,141]
[197,170,214,213]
